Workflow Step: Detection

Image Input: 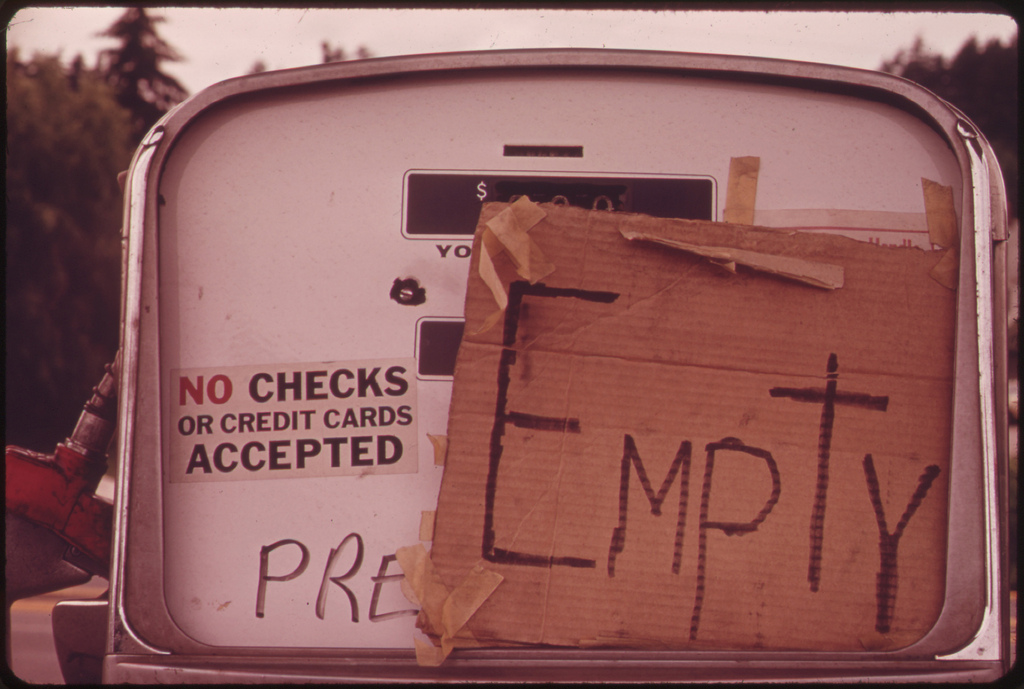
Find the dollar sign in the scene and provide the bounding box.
[476,181,487,201]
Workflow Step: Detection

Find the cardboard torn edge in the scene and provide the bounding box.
[723,156,760,225]
[427,434,448,466]
[395,544,504,666]
[620,227,844,290]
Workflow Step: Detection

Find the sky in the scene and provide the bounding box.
[5,6,1019,96]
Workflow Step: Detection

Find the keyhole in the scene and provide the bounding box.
[390,278,426,306]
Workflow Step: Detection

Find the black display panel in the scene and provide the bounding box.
[417,319,466,377]
[405,172,714,236]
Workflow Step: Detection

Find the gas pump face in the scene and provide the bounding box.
[107,51,1009,681]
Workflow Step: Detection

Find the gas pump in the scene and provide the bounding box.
[5,354,118,677]
[4,49,1012,684]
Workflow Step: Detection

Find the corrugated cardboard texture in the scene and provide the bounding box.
[431,201,954,652]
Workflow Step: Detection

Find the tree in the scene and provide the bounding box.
[321,41,372,64]
[880,35,1018,216]
[97,7,188,140]
[321,41,345,63]
[6,48,135,450]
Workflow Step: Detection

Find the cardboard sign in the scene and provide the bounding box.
[169,359,418,483]
[430,199,954,652]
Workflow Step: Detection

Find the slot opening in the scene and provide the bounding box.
[504,145,584,158]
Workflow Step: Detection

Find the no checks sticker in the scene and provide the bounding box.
[169,359,418,483]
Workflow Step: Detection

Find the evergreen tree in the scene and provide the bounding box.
[6,48,136,450]
[98,7,188,139]
[881,35,1018,216]
[321,41,346,63]
[321,40,372,64]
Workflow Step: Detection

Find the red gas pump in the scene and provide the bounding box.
[5,353,118,603]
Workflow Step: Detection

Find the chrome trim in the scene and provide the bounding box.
[933,119,1005,665]
[109,124,171,658]
[103,650,1008,684]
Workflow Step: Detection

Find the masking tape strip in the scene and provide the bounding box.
[427,434,448,467]
[752,208,928,233]
[414,637,446,667]
[922,178,958,249]
[723,156,760,225]
[396,544,503,666]
[708,258,738,274]
[440,565,504,657]
[929,248,959,290]
[477,229,508,312]
[922,178,959,290]
[620,228,843,290]
[395,544,449,638]
[474,197,553,334]
[487,198,552,279]
[419,511,436,542]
